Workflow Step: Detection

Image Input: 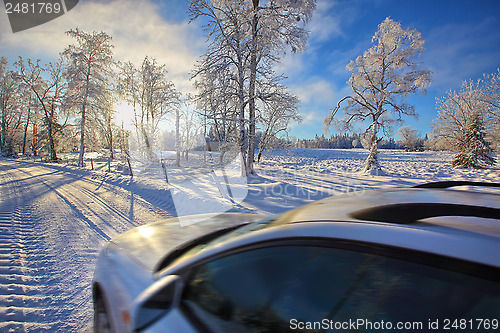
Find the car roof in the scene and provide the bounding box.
[270,186,500,238]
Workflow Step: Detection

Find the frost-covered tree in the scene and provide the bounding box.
[484,69,500,115]
[452,113,495,168]
[63,28,114,166]
[432,81,495,168]
[398,126,423,151]
[256,83,301,162]
[92,88,116,158]
[483,69,500,149]
[194,59,240,159]
[16,57,69,161]
[325,17,431,173]
[190,0,315,176]
[0,57,22,156]
[118,56,180,161]
[190,0,254,175]
[246,0,315,174]
[179,100,203,162]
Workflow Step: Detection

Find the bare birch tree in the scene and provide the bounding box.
[63,28,114,166]
[190,0,252,175]
[179,99,203,162]
[325,17,431,173]
[15,57,69,161]
[194,63,240,163]
[256,80,301,162]
[92,88,116,159]
[246,0,315,174]
[118,56,180,161]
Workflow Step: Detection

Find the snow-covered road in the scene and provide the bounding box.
[0,159,171,332]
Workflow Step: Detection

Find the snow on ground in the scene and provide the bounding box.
[242,148,500,215]
[0,148,499,331]
[0,160,171,332]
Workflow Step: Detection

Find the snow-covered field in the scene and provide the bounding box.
[0,148,499,331]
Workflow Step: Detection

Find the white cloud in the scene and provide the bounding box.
[275,52,304,78]
[289,78,353,134]
[292,78,338,105]
[309,0,342,42]
[302,111,321,125]
[0,0,205,94]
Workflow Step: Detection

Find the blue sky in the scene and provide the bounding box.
[1,0,500,140]
[280,0,500,139]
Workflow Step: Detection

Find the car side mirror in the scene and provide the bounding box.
[131,275,184,332]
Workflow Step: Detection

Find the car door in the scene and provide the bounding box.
[142,239,500,333]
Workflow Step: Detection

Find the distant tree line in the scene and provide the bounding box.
[214,132,411,155]
[294,133,404,150]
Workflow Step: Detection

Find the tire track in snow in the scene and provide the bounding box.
[26,163,172,230]
[75,173,173,221]
[4,162,123,331]
[26,160,174,220]
[0,159,171,331]
[0,165,53,332]
[13,165,112,242]
[32,171,141,240]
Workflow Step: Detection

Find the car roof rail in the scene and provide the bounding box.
[413,181,500,189]
[349,203,500,224]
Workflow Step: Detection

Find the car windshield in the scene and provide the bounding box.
[168,215,277,267]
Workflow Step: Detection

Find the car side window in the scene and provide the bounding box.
[181,245,500,333]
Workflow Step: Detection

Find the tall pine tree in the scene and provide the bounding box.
[452,112,495,168]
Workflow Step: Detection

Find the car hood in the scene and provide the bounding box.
[110,213,265,272]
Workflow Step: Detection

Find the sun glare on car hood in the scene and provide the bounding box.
[110,213,264,271]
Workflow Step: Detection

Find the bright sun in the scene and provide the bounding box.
[113,101,135,130]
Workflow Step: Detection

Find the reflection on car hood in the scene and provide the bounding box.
[110,213,265,271]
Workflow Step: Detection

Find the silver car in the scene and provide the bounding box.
[92,181,500,333]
